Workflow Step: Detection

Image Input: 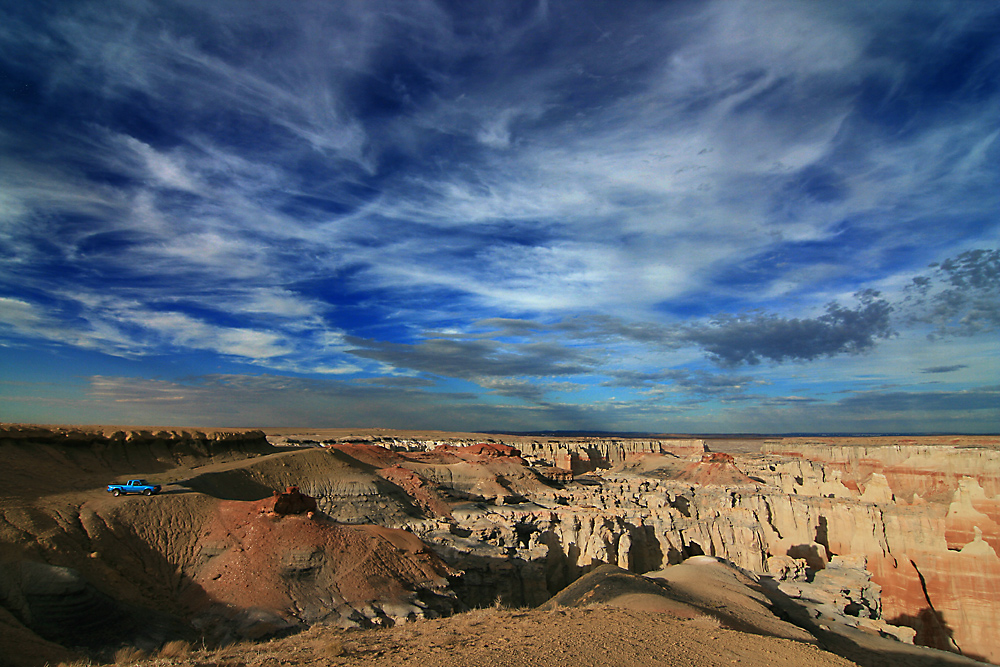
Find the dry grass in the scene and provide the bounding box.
[113,646,147,665]
[157,640,191,659]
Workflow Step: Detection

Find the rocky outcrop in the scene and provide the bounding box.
[763,554,917,643]
[4,426,998,665]
[0,561,183,650]
[187,491,460,637]
[677,452,760,486]
[945,477,1000,553]
[0,485,462,660]
[266,486,319,516]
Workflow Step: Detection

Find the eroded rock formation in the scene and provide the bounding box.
[322,437,1000,663]
[3,426,999,665]
[755,439,1000,663]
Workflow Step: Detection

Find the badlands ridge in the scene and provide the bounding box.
[0,424,998,666]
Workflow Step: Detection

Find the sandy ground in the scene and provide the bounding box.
[116,606,858,667]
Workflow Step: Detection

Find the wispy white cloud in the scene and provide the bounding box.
[2,292,290,360]
[1,0,998,430]
[0,297,48,334]
[6,0,998,317]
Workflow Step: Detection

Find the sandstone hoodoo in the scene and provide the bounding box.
[2,425,999,666]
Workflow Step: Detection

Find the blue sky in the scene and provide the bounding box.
[1,0,998,433]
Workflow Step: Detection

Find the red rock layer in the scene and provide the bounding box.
[376,465,453,518]
[760,443,1000,664]
[763,441,1000,501]
[186,495,455,627]
[870,548,1000,663]
[676,453,759,487]
[457,443,523,458]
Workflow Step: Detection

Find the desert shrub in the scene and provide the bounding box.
[158,640,191,659]
[686,614,721,630]
[323,636,345,657]
[113,646,147,665]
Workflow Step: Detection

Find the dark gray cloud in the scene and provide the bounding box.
[759,395,824,406]
[904,249,1000,338]
[680,290,894,366]
[475,318,550,338]
[474,377,584,404]
[340,292,896,404]
[344,335,596,381]
[603,369,758,397]
[476,316,672,345]
[920,364,969,374]
[192,374,474,401]
[86,373,478,413]
[661,386,1000,434]
[699,393,825,406]
[553,316,673,345]
[834,386,1000,413]
[483,291,895,370]
[352,376,438,388]
[83,374,544,430]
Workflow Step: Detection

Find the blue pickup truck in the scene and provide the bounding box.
[107,479,161,497]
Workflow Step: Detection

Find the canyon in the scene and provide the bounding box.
[0,424,997,666]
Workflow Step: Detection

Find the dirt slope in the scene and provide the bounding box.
[0,428,468,666]
[64,606,860,667]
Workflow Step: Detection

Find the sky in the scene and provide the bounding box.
[1,0,998,433]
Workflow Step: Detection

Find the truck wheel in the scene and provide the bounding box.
[143,489,152,496]
[112,489,121,497]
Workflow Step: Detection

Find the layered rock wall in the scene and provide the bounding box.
[761,441,1000,500]
[272,433,707,474]
[0,424,270,451]
[192,435,999,663]
[403,444,999,664]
